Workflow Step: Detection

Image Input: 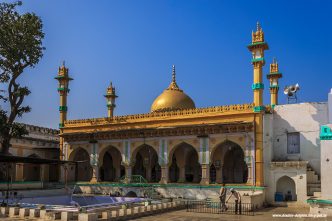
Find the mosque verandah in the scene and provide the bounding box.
[61,104,257,185]
[56,23,272,187]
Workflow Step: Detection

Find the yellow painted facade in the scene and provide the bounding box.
[57,23,280,187]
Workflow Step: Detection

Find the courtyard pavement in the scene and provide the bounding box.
[131,207,331,221]
[1,207,331,221]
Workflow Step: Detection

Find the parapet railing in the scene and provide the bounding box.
[65,103,254,126]
[119,175,147,184]
[186,199,255,216]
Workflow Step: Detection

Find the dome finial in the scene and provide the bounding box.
[256,21,261,31]
[273,57,277,64]
[167,64,181,91]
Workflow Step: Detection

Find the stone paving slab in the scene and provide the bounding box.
[130,207,328,221]
[1,207,330,221]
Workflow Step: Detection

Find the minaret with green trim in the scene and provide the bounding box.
[267,58,282,108]
[104,82,117,118]
[248,22,269,112]
[55,62,73,129]
[55,62,72,160]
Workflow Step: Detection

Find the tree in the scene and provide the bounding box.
[0,1,45,154]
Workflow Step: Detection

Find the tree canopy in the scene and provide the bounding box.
[0,1,45,154]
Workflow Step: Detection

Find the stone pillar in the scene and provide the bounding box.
[42,165,49,182]
[124,165,132,183]
[90,142,99,183]
[158,138,168,183]
[215,168,221,183]
[159,166,168,184]
[115,166,121,181]
[90,165,99,183]
[59,164,67,184]
[178,166,186,183]
[200,164,210,185]
[15,163,23,181]
[146,166,152,182]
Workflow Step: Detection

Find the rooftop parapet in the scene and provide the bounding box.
[64,103,255,127]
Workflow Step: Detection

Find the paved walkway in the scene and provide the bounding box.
[131,207,331,221]
[1,207,331,221]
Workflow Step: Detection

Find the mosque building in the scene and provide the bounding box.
[55,23,328,207]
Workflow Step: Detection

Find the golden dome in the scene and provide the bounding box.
[151,65,195,112]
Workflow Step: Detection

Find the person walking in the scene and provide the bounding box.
[219,183,228,212]
[226,188,241,214]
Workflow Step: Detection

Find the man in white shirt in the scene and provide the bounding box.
[219,183,227,212]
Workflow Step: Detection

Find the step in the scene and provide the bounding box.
[308,188,321,195]
[313,192,321,197]
[308,182,321,186]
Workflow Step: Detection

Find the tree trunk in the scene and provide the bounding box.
[1,129,11,155]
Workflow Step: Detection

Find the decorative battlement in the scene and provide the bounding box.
[252,22,264,43]
[64,103,254,127]
[270,58,279,73]
[22,124,59,135]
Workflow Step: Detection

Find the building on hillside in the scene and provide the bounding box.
[0,124,59,183]
[55,23,329,207]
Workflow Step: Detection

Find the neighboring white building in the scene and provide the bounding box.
[264,102,328,206]
[309,89,332,215]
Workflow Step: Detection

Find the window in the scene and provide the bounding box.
[287,132,300,154]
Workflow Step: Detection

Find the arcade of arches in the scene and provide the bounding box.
[67,138,251,185]
[0,153,59,182]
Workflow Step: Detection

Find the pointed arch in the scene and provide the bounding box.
[98,145,123,182]
[169,142,201,183]
[132,144,160,182]
[211,140,248,184]
[276,176,297,201]
[68,147,92,182]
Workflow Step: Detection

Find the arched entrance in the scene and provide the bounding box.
[211,140,248,183]
[132,145,161,182]
[276,176,297,201]
[125,191,138,197]
[99,146,124,182]
[69,148,92,182]
[169,142,201,183]
[23,154,41,181]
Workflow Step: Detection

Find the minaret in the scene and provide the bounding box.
[55,61,73,160]
[247,22,269,187]
[104,82,118,118]
[247,22,269,112]
[267,58,282,108]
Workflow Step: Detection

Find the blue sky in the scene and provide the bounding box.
[4,0,332,128]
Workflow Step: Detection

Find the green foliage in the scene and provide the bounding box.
[0,109,28,139]
[0,1,44,153]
